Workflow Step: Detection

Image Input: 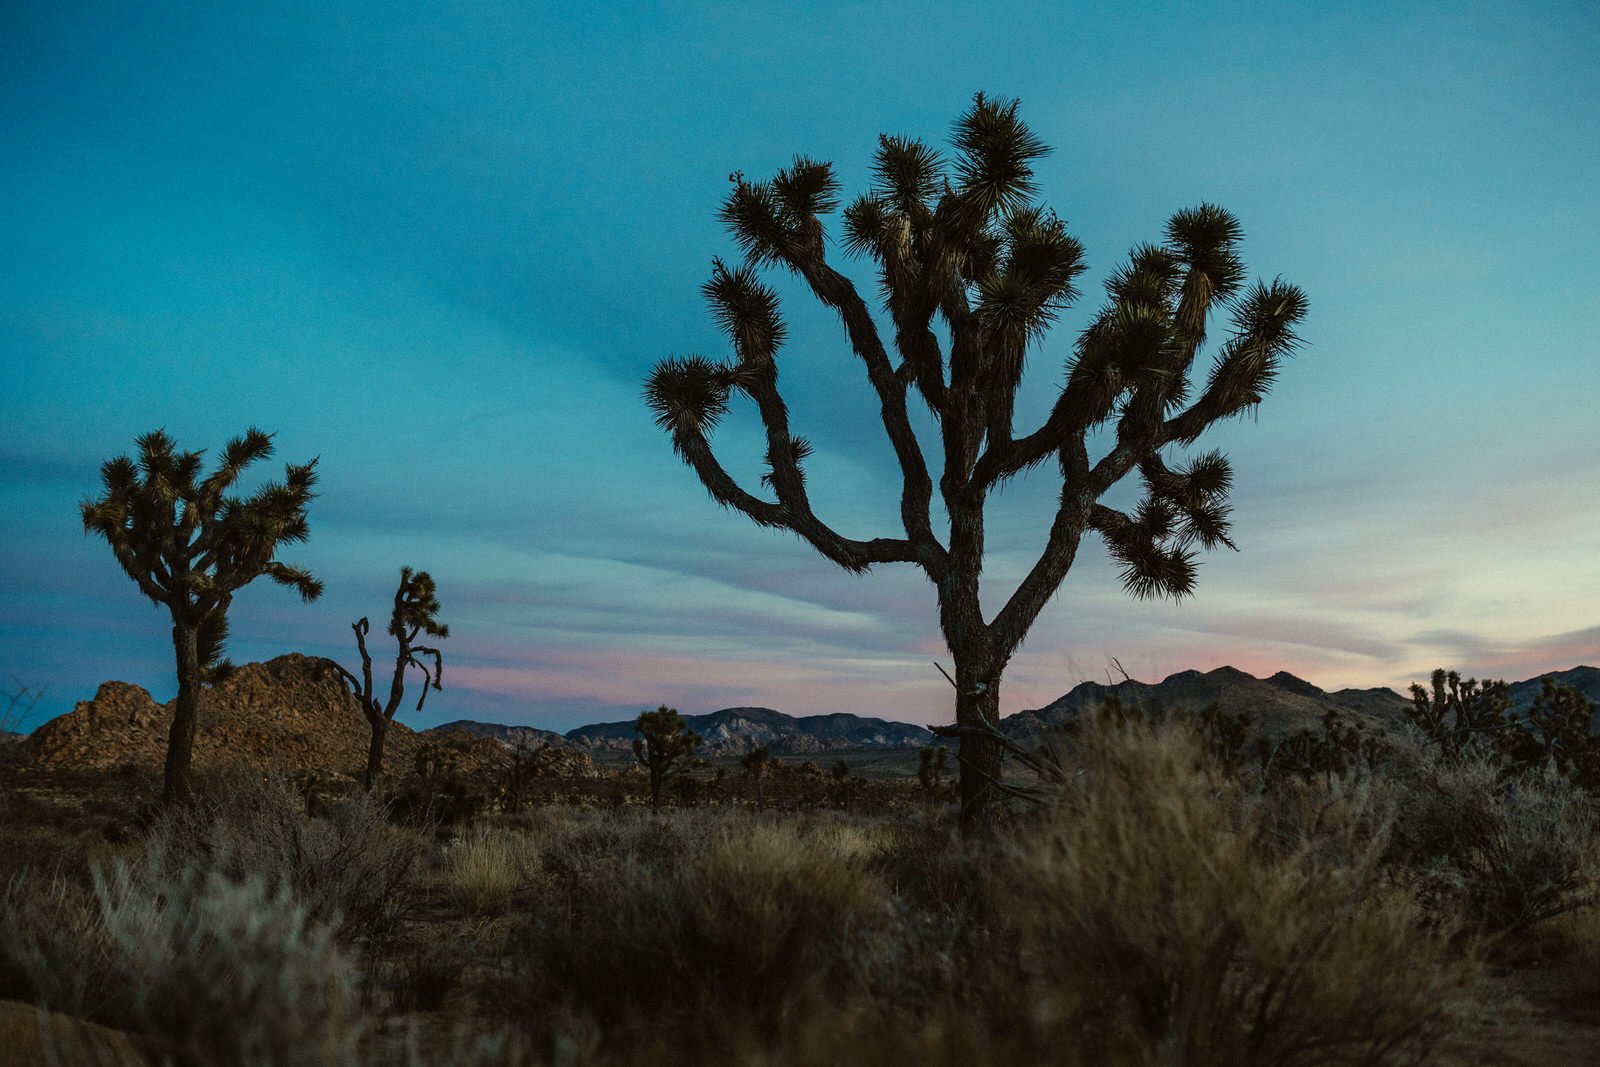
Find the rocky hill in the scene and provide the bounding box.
[1002,665,1412,740]
[25,654,504,781]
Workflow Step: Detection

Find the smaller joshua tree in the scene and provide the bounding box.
[334,567,448,790]
[633,706,702,809]
[741,744,770,807]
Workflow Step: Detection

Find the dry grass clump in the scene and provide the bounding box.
[503,811,894,1042]
[0,774,433,1065]
[444,824,541,915]
[977,720,1474,1067]
[0,875,114,1015]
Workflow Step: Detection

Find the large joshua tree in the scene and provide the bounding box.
[645,95,1306,829]
[333,566,448,790]
[81,428,322,802]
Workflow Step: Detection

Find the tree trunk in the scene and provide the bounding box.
[365,717,389,791]
[649,768,663,808]
[164,622,201,804]
[955,656,1004,836]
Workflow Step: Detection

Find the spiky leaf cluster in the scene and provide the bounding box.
[81,428,322,624]
[390,566,450,642]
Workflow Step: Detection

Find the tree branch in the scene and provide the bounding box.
[990,450,1091,657]
[782,255,938,551]
[676,427,933,573]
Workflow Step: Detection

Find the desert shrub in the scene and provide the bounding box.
[0,875,115,1015]
[1385,738,1600,932]
[92,865,364,1066]
[525,805,713,884]
[1,865,362,1066]
[141,773,427,947]
[504,813,892,1039]
[981,718,1472,1067]
[445,824,540,915]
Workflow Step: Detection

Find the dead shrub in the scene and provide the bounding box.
[1,864,363,1066]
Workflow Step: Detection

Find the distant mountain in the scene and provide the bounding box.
[1507,666,1600,717]
[430,720,568,750]
[420,666,1600,758]
[1003,665,1411,740]
[563,706,934,755]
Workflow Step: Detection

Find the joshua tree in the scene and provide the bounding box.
[646,95,1305,830]
[633,705,702,808]
[741,743,770,807]
[333,567,448,790]
[82,428,321,802]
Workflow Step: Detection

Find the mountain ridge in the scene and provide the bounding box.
[434,665,1600,753]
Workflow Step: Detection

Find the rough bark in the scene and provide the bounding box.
[953,653,1004,833]
[163,622,201,804]
[364,716,388,791]
[647,760,664,809]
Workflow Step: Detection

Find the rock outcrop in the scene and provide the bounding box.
[25,655,497,781]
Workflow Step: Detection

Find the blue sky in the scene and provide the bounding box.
[3,1,1596,732]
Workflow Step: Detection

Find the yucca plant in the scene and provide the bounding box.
[646,94,1306,830]
[741,744,770,807]
[333,566,448,790]
[81,428,321,802]
[633,706,701,808]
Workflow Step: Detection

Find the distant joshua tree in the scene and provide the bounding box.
[82,429,321,803]
[646,95,1305,830]
[741,744,770,807]
[633,706,702,808]
[333,567,448,790]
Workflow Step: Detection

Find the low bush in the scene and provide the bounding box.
[505,813,893,1040]
[2,865,363,1067]
[141,773,428,947]
[1386,739,1600,933]
[980,719,1474,1067]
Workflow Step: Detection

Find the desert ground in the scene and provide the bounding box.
[5,673,1600,1067]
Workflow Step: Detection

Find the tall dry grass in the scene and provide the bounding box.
[975,719,1473,1067]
